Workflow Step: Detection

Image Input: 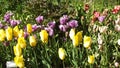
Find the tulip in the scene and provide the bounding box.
[76,31,83,43]
[29,35,37,47]
[40,30,48,43]
[47,21,56,29]
[45,27,54,36]
[84,36,92,48]
[35,15,43,24]
[27,24,32,34]
[72,31,82,47]
[68,20,78,28]
[13,26,19,37]
[6,27,13,41]
[69,28,75,40]
[10,20,17,27]
[18,29,24,38]
[59,25,68,32]
[13,44,22,57]
[4,11,13,22]
[32,24,38,32]
[98,16,105,22]
[93,11,100,18]
[24,32,29,39]
[60,15,69,25]
[88,55,95,64]
[58,48,66,60]
[0,29,6,41]
[14,55,24,68]
[18,37,26,48]
[72,35,79,47]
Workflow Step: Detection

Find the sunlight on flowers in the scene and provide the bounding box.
[27,24,32,34]
[40,30,48,43]
[84,36,92,48]
[29,35,37,47]
[6,27,13,41]
[13,26,19,38]
[88,55,95,64]
[14,55,24,68]
[18,37,26,48]
[18,29,24,38]
[58,48,66,60]
[72,31,82,47]
[13,44,22,57]
[69,28,75,40]
[0,29,6,41]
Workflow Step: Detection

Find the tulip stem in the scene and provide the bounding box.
[63,60,65,68]
[33,48,38,68]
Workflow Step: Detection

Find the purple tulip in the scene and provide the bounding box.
[35,15,43,24]
[10,20,17,27]
[32,24,38,32]
[47,21,56,29]
[4,12,13,23]
[98,16,105,22]
[45,27,54,36]
[60,15,69,25]
[68,20,78,28]
[24,32,29,39]
[59,25,68,32]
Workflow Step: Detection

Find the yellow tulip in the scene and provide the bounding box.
[40,30,48,43]
[14,55,24,68]
[58,48,66,60]
[0,29,6,41]
[69,28,75,40]
[27,24,32,34]
[83,36,92,48]
[18,37,26,48]
[72,35,79,47]
[88,55,95,64]
[72,31,82,47]
[6,27,13,41]
[18,29,24,38]
[76,31,82,43]
[13,44,22,57]
[13,26,19,37]
[29,35,37,47]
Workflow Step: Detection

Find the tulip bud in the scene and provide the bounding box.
[58,48,66,60]
[29,35,37,47]
[14,55,24,68]
[6,27,13,41]
[13,44,22,57]
[18,37,26,48]
[27,24,32,34]
[88,55,95,64]
[40,30,48,43]
[13,26,19,37]
[84,36,92,48]
[0,29,6,41]
[69,28,75,40]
